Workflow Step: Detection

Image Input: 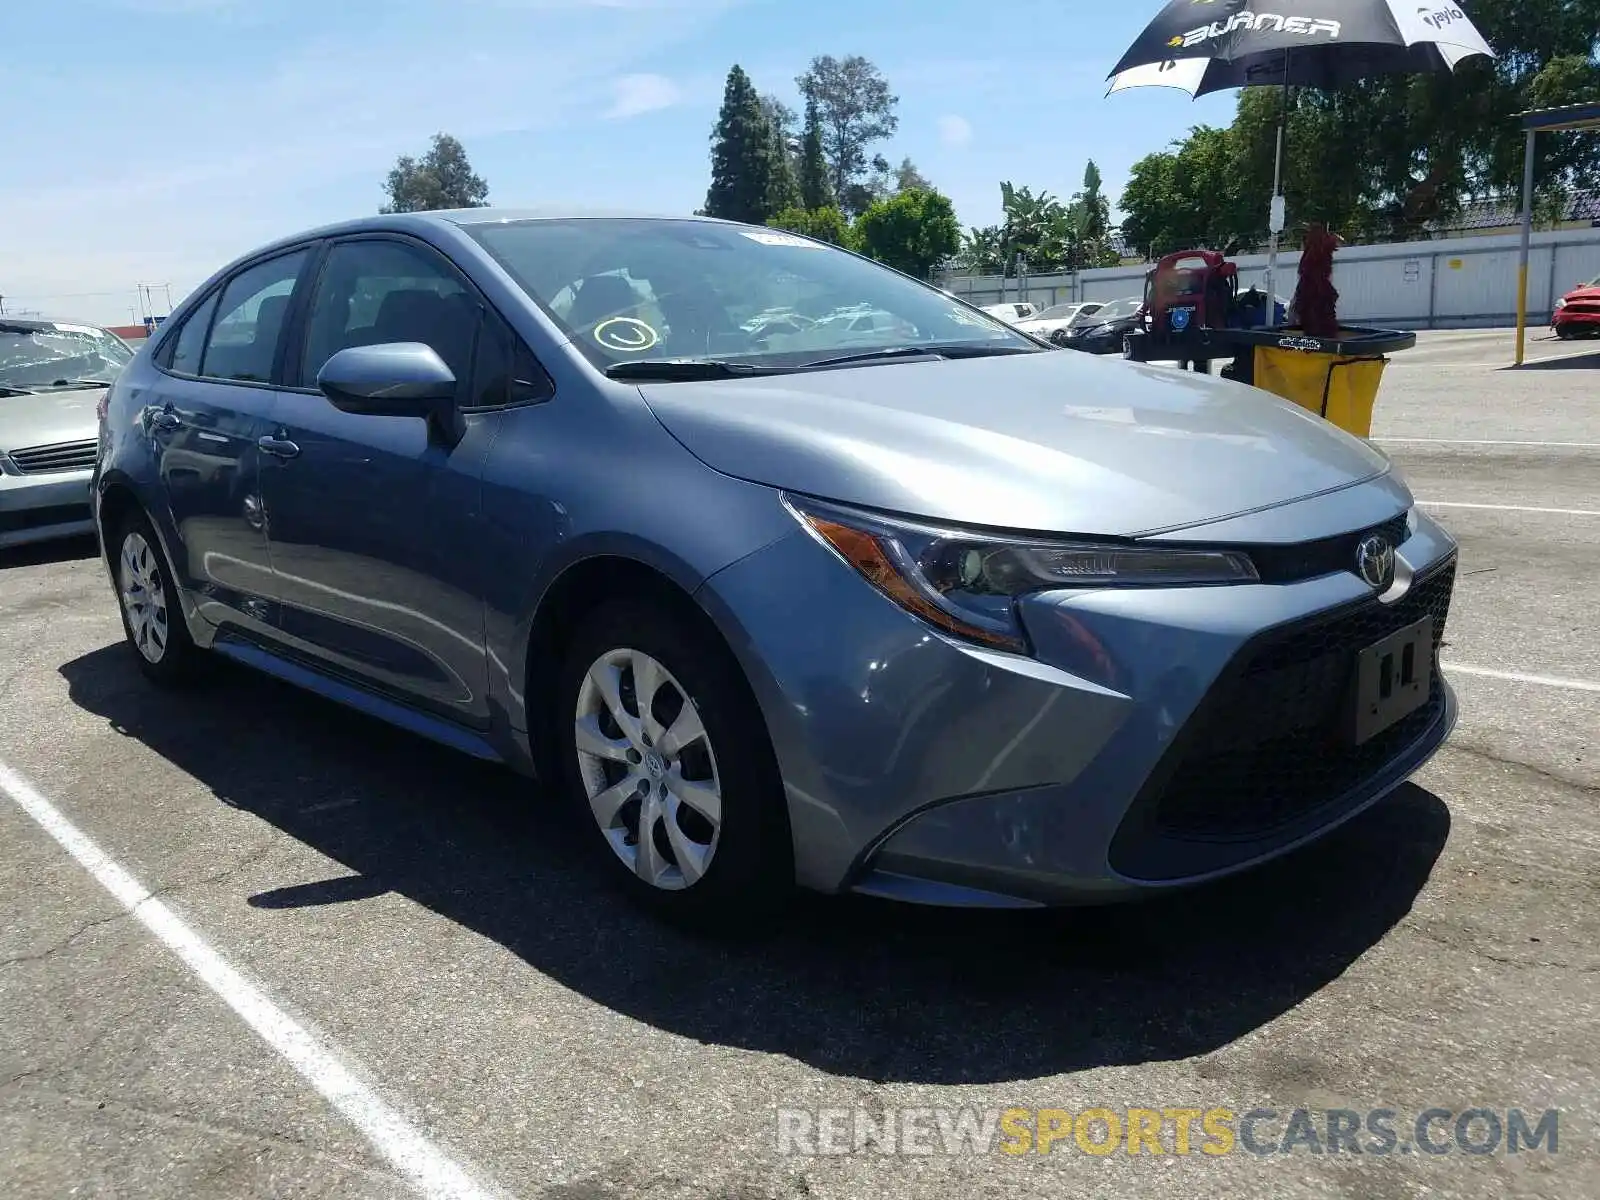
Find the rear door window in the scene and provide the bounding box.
[164,292,219,375]
[200,250,310,383]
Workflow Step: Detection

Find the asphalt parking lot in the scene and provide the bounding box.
[2,327,1596,1200]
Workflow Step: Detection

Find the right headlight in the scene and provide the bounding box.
[786,495,1259,653]
[1554,297,1568,309]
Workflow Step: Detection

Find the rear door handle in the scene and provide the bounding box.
[257,434,300,460]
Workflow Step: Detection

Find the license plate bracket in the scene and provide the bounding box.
[1349,616,1434,744]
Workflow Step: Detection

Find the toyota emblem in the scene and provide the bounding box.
[1355,536,1396,590]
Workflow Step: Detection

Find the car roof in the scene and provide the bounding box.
[219,208,756,276]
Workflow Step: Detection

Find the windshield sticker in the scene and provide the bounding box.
[594,317,660,353]
[740,231,822,249]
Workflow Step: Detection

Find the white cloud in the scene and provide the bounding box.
[938,114,973,148]
[605,73,683,119]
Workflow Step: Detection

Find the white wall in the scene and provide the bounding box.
[940,227,1600,329]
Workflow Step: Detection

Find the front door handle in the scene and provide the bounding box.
[257,434,301,460]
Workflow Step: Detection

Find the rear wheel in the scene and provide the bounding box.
[557,601,792,925]
[114,511,204,686]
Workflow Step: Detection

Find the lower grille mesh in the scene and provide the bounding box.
[1148,560,1456,841]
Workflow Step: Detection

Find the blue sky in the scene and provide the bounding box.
[1,0,1239,326]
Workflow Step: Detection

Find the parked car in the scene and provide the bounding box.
[94,211,1458,922]
[980,301,1039,325]
[2,318,132,550]
[1016,302,1102,344]
[1061,296,1144,354]
[1553,273,1600,339]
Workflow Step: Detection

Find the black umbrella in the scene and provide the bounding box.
[1108,0,1495,296]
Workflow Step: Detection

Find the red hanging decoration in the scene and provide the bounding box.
[1293,223,1340,337]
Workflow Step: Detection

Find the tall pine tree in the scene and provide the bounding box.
[797,96,833,211]
[704,66,773,224]
[766,117,801,216]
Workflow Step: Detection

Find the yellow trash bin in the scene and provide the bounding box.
[1223,328,1418,439]
[1252,349,1389,438]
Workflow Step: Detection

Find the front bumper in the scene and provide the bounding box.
[698,497,1459,907]
[1552,307,1600,331]
[0,465,95,549]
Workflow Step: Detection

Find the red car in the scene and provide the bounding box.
[1553,273,1600,339]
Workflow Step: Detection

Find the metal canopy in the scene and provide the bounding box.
[1520,102,1600,133]
[1514,104,1600,365]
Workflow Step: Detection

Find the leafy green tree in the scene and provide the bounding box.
[380,133,488,213]
[956,224,1007,273]
[797,96,834,210]
[854,188,961,279]
[768,205,856,249]
[765,120,802,215]
[796,55,899,216]
[1064,160,1119,268]
[894,157,932,194]
[704,65,774,224]
[997,182,1072,271]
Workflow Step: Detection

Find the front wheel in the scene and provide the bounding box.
[113,511,204,686]
[557,601,792,925]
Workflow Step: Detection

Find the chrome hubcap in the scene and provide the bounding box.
[574,648,722,891]
[118,531,169,664]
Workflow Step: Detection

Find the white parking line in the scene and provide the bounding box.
[1417,500,1600,517]
[1380,438,1600,449]
[1443,664,1600,694]
[0,758,499,1200]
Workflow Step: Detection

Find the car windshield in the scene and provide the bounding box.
[465,218,1035,371]
[1035,304,1078,320]
[1080,298,1139,323]
[0,322,132,392]
[1587,274,1600,288]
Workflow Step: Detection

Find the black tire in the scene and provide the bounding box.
[111,509,206,687]
[1556,325,1574,340]
[556,600,793,927]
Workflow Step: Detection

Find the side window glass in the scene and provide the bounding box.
[466,307,552,407]
[300,239,476,398]
[200,250,308,383]
[164,291,219,374]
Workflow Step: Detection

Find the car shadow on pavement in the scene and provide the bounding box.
[60,642,1451,1085]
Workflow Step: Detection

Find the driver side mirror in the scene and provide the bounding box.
[317,342,457,418]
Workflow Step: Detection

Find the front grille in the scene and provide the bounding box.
[1136,558,1455,845]
[9,439,99,474]
[1564,301,1600,316]
[1234,513,1409,584]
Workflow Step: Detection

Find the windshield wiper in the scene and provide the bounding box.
[45,378,113,390]
[0,383,37,396]
[604,359,789,381]
[799,342,1042,369]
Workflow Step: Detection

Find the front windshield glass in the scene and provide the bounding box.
[0,323,132,392]
[1035,304,1078,320]
[465,218,1033,369]
[1588,274,1600,288]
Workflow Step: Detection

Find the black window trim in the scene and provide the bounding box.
[283,231,555,412]
[151,240,323,391]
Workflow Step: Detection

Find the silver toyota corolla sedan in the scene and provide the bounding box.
[92,210,1457,923]
[1,318,132,549]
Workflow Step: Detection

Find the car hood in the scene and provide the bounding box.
[0,386,104,454]
[637,352,1393,537]
[1562,285,1600,303]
